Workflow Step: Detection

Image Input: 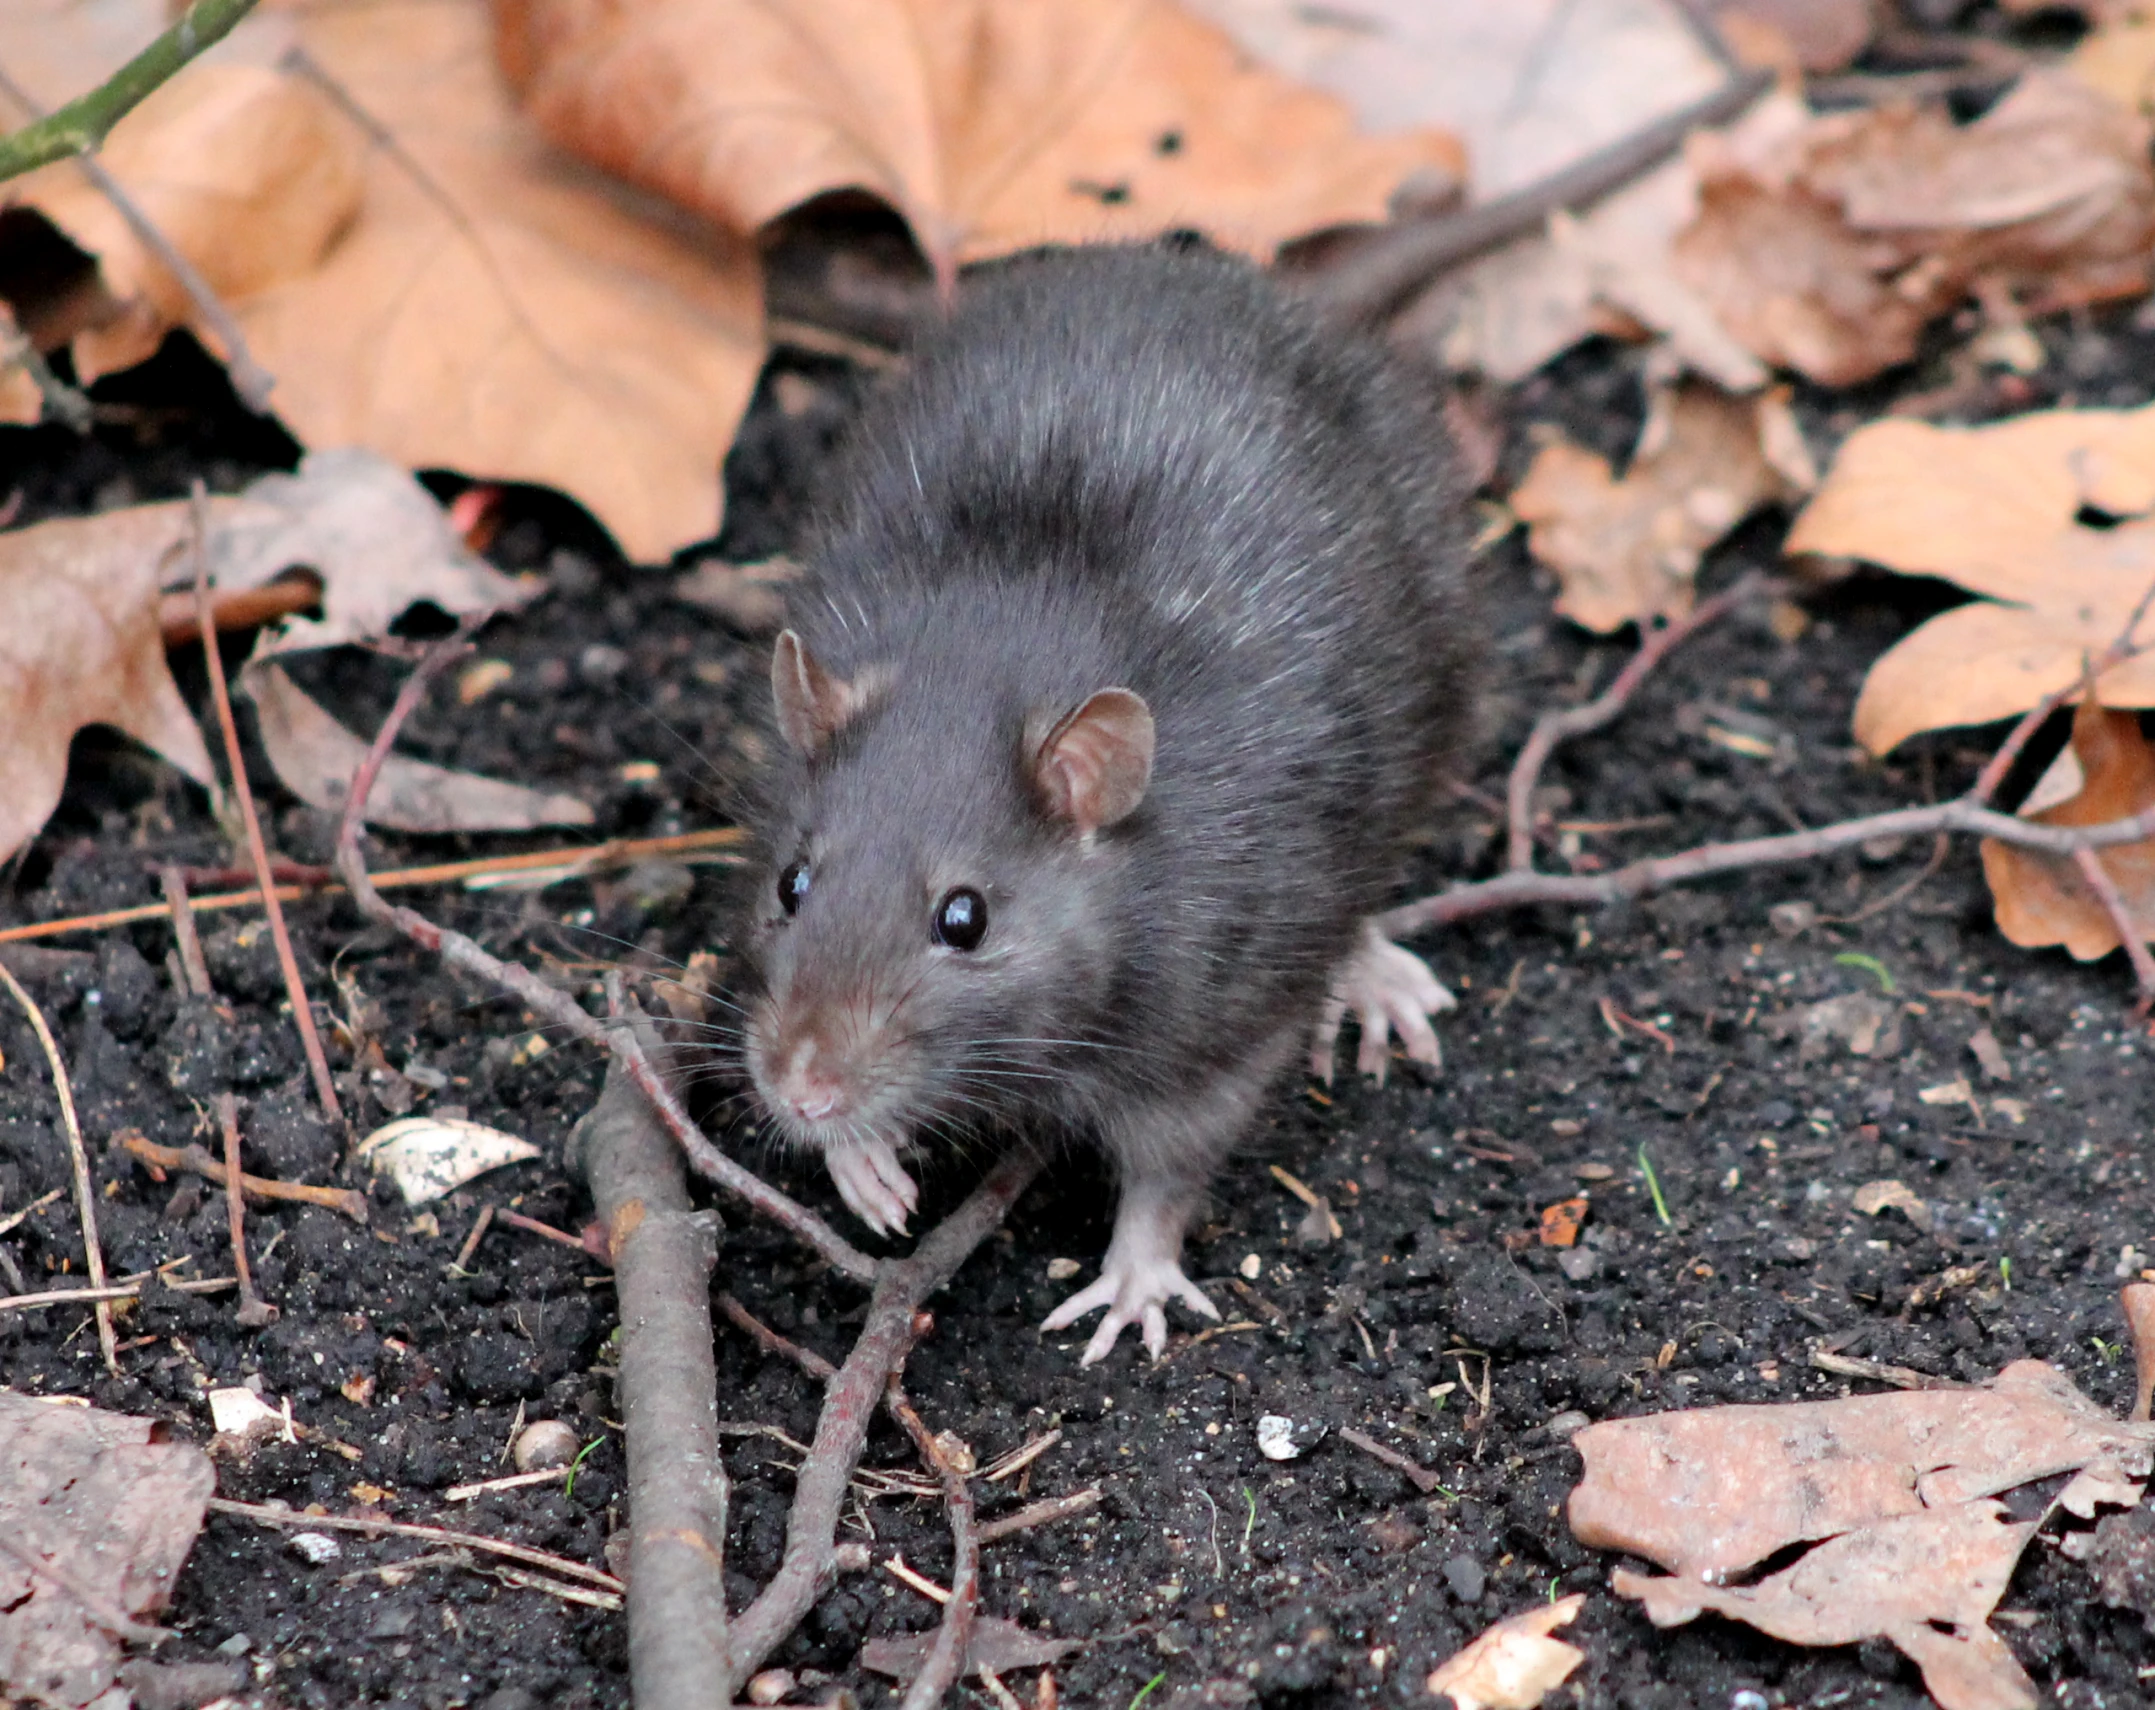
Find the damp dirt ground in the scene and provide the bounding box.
[2,312,2153,1710]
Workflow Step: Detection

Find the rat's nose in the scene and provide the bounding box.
[775,1040,848,1122]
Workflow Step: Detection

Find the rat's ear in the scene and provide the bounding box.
[772,630,883,758]
[1032,687,1154,834]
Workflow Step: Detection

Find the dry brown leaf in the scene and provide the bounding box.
[859,1614,1075,1684]
[0,1392,215,1706]
[493,0,1464,274]
[1423,1593,1584,1709]
[246,662,594,834]
[192,449,534,659]
[1570,1360,2155,1710]
[1674,69,2155,387]
[1713,0,1876,75]
[3,0,765,563]
[1511,385,1812,632]
[1784,404,2155,753]
[1980,693,2155,961]
[0,505,218,864]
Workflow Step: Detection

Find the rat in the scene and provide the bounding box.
[735,240,1480,1363]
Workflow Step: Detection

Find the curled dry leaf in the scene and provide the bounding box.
[1569,1360,2155,1710]
[493,0,1464,276]
[2,0,764,563]
[1511,384,1813,632]
[0,505,218,864]
[356,1116,542,1205]
[1784,405,2155,754]
[859,1614,1076,1684]
[1673,70,2155,387]
[1979,693,2155,962]
[0,1392,215,1707]
[246,663,594,834]
[1423,1593,1585,1710]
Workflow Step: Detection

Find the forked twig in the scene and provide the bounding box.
[2072,847,2155,1011]
[214,1094,276,1327]
[887,1379,980,1710]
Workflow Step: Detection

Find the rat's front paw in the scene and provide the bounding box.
[824,1137,918,1236]
[1311,922,1456,1086]
[1041,1252,1220,1365]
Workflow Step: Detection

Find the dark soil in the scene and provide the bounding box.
[4,303,2154,1710]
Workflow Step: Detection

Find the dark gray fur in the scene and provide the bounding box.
[738,241,1479,1185]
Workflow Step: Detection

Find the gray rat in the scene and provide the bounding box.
[736,241,1479,1363]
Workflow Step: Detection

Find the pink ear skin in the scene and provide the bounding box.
[1032,687,1154,835]
[772,630,883,759]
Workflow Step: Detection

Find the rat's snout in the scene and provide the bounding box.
[751,1002,894,1139]
[770,1036,848,1123]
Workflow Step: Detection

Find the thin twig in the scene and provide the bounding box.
[204,1496,623,1593]
[0,959,117,1374]
[0,828,747,947]
[0,319,92,429]
[495,1206,603,1258]
[0,1275,236,1313]
[214,1093,275,1327]
[2072,847,2155,1011]
[718,1291,838,1381]
[1383,797,2155,938]
[976,1489,1102,1547]
[1338,1427,1441,1495]
[0,0,260,181]
[159,867,212,997]
[117,1129,367,1221]
[887,1380,981,1710]
[1292,67,1773,328]
[1970,582,2155,805]
[0,62,272,407]
[452,1204,494,1271]
[1507,574,1773,870]
[191,487,342,1130]
[724,1152,1042,1694]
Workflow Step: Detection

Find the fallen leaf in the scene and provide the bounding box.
[356,1116,542,1204]
[1573,1361,2155,1710]
[859,1614,1075,1683]
[1674,70,2155,387]
[1851,1178,1924,1219]
[1712,0,1876,74]
[1980,693,2155,961]
[1785,404,2155,753]
[0,505,218,864]
[3,0,766,563]
[1511,384,1812,632]
[246,663,595,834]
[0,1392,215,1707]
[195,449,535,660]
[1424,1594,1585,1709]
[1538,1197,1588,1249]
[496,0,1463,277]
[207,1386,287,1441]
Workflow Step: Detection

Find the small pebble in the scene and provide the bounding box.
[1557,1247,1600,1283]
[514,1419,581,1472]
[1238,1253,1263,1279]
[1256,1415,1305,1461]
[1442,1555,1485,1603]
[1046,1257,1081,1281]
[1768,900,1817,937]
[1731,1692,1769,1710]
[746,1669,796,1706]
[1542,1410,1590,1439]
[287,1532,341,1566]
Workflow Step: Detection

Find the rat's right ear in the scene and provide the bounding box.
[772,630,883,758]
[1031,687,1154,835]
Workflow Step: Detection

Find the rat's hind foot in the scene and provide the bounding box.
[1311,920,1456,1086]
[824,1136,918,1236]
[1042,1251,1220,1366]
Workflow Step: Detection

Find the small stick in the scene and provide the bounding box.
[887,1377,981,1710]
[1507,573,1771,871]
[1337,1427,1441,1496]
[2073,847,2155,1011]
[444,1466,572,1502]
[0,1276,235,1313]
[205,1496,623,1593]
[1809,1348,1960,1391]
[157,578,325,647]
[215,1093,276,1327]
[0,828,748,947]
[495,1206,603,1258]
[159,867,213,997]
[452,1204,494,1271]
[0,1187,63,1236]
[190,486,342,1130]
[982,1429,1062,1483]
[1968,581,2155,806]
[718,1291,837,1381]
[883,1552,950,1604]
[0,959,117,1374]
[976,1489,1102,1546]
[116,1130,368,1222]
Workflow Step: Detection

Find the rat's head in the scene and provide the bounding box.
[742,626,1153,1160]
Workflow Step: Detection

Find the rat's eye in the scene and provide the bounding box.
[932,887,988,951]
[777,861,811,916]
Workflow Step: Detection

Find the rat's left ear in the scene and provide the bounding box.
[1031,687,1154,834]
[773,630,886,759]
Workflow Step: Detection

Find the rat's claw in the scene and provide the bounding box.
[825,1137,918,1236]
[1043,1253,1220,1365]
[1313,922,1456,1087]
